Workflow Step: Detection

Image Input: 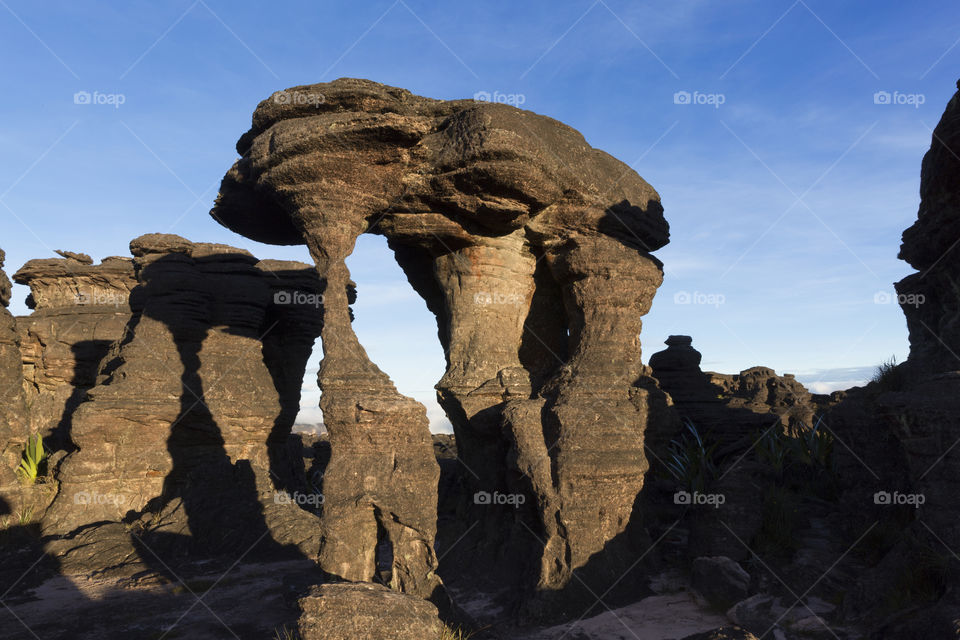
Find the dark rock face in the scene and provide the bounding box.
[0,249,28,510]
[212,78,672,612]
[897,84,960,375]
[297,583,443,640]
[12,254,137,453]
[690,556,750,610]
[42,235,323,567]
[819,83,960,635]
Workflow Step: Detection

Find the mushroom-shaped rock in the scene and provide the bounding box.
[212,78,672,615]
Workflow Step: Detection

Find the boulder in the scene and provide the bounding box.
[212,78,674,615]
[297,582,444,640]
[691,556,750,609]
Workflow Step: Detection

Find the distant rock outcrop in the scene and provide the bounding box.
[41,235,324,570]
[212,78,674,614]
[649,336,825,452]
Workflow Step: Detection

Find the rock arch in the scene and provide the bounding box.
[212,78,675,614]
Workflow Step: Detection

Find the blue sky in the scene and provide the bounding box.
[1,1,956,430]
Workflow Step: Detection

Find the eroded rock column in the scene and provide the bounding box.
[303,220,442,600]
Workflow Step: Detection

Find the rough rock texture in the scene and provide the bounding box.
[296,582,443,640]
[211,78,673,613]
[690,556,750,610]
[882,81,960,633]
[650,336,825,452]
[679,627,759,640]
[0,249,28,511]
[42,235,324,569]
[12,254,137,454]
[819,82,960,636]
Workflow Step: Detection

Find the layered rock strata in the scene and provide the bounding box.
[42,235,323,564]
[13,252,136,453]
[0,249,28,511]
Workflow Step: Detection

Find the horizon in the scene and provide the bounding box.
[2,0,956,431]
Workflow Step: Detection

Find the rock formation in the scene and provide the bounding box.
[297,583,443,640]
[814,82,960,636]
[212,78,673,613]
[0,248,28,511]
[42,235,324,568]
[650,336,825,452]
[13,252,136,454]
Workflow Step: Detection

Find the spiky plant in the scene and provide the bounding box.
[664,420,718,493]
[16,433,47,485]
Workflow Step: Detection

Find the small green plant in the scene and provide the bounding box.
[664,420,718,494]
[16,433,48,485]
[16,507,33,526]
[755,426,792,478]
[871,356,906,392]
[273,626,300,640]
[791,418,835,471]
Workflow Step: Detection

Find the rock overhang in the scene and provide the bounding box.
[211,77,670,254]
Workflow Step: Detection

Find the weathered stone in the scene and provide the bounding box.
[690,556,750,610]
[679,626,760,640]
[13,254,136,453]
[0,249,28,511]
[296,582,443,640]
[897,81,960,375]
[650,337,824,454]
[212,78,672,614]
[41,235,324,569]
[827,81,960,633]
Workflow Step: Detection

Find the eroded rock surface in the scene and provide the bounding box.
[13,253,136,454]
[820,82,960,635]
[650,336,826,452]
[0,249,28,511]
[42,235,323,571]
[212,78,672,613]
[297,583,443,640]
